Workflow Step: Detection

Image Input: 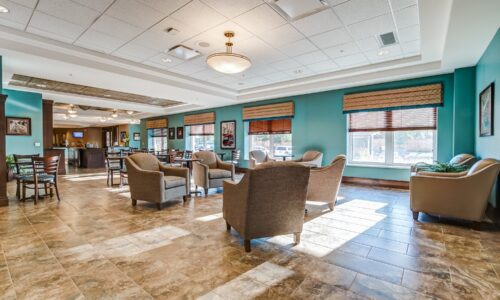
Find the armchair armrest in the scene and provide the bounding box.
[223,178,248,229]
[159,165,189,178]
[128,169,165,203]
[192,162,209,188]
[218,161,235,179]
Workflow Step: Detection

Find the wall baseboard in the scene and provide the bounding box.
[342,176,409,189]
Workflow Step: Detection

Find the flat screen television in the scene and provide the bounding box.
[72,131,84,138]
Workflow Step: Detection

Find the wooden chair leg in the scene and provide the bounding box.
[54,182,61,202]
[204,188,209,196]
[328,203,334,211]
[34,182,38,205]
[226,222,231,231]
[22,183,26,202]
[16,179,20,198]
[156,203,162,210]
[107,171,110,186]
[244,240,251,252]
[412,211,419,220]
[44,183,48,197]
[293,232,301,244]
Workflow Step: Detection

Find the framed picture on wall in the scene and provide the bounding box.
[479,82,494,137]
[168,127,175,140]
[6,117,31,136]
[120,131,127,143]
[133,133,140,141]
[176,127,184,139]
[221,120,236,149]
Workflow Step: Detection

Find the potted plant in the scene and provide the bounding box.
[6,155,15,181]
[416,161,469,173]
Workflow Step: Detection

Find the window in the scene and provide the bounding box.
[248,119,292,157]
[188,124,214,151]
[149,128,168,152]
[348,108,436,166]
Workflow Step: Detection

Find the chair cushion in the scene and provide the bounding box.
[209,169,232,179]
[23,174,55,183]
[164,176,186,189]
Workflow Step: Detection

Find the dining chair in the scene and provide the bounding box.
[106,156,122,186]
[22,156,61,204]
[13,154,39,199]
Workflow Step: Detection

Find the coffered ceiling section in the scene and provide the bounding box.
[0,0,420,90]
[9,74,183,107]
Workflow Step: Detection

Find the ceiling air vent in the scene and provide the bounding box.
[167,45,201,61]
[378,32,398,46]
[266,0,330,22]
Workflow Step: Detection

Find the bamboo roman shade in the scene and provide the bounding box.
[189,124,215,136]
[248,119,292,135]
[146,119,167,129]
[349,107,437,132]
[343,84,443,113]
[243,101,294,120]
[184,112,215,126]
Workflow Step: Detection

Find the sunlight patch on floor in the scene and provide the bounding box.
[196,213,223,222]
[62,173,107,178]
[197,262,294,300]
[65,175,109,182]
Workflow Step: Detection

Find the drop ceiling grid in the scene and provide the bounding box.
[0,0,421,90]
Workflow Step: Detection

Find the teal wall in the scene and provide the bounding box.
[453,67,476,155]
[3,89,43,156]
[128,124,141,148]
[475,28,500,207]
[142,72,477,181]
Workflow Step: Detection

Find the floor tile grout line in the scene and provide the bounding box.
[0,244,16,299]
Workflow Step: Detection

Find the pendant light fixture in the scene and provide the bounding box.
[206,31,251,74]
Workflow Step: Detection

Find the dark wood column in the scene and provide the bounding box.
[0,94,8,206]
[42,99,54,149]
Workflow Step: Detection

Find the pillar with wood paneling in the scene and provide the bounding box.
[42,99,54,149]
[0,94,8,206]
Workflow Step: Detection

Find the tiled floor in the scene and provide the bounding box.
[1,169,499,299]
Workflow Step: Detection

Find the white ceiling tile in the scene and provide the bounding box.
[9,0,37,8]
[112,43,158,62]
[323,42,360,59]
[27,11,85,43]
[235,36,287,62]
[364,44,403,63]
[37,0,101,27]
[389,0,417,11]
[394,5,419,29]
[169,61,207,75]
[356,36,380,51]
[398,24,419,43]
[333,0,390,25]
[71,0,114,12]
[137,0,191,15]
[170,0,226,32]
[0,0,33,30]
[292,9,342,36]
[142,60,170,70]
[309,28,352,49]
[259,24,304,47]
[74,29,125,53]
[294,50,329,65]
[190,68,224,80]
[347,14,395,39]
[233,4,286,35]
[106,0,164,29]
[264,71,290,82]
[307,60,339,73]
[201,0,263,18]
[90,15,143,41]
[334,53,368,67]
[207,75,238,85]
[269,59,302,71]
[276,38,318,57]
[283,67,314,78]
[325,0,349,6]
[249,64,278,76]
[240,76,268,86]
[230,70,257,80]
[401,39,420,56]
[146,53,184,67]
[132,17,199,52]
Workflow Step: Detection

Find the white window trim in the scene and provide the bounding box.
[346,116,438,168]
[248,133,293,158]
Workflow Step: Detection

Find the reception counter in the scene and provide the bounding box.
[79,148,105,168]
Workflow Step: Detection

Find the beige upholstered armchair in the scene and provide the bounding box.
[249,150,275,168]
[192,151,235,196]
[410,159,500,225]
[125,153,190,210]
[294,150,323,167]
[223,162,310,252]
[411,153,476,173]
[307,155,346,211]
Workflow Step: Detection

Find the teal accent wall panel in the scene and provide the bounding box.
[453,67,476,155]
[3,89,43,155]
[142,73,461,182]
[128,124,141,148]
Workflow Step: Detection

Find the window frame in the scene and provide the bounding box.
[248,133,293,158]
[346,116,438,168]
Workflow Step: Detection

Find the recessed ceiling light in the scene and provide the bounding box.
[168,45,201,61]
[293,69,303,74]
[378,49,390,56]
[36,84,47,88]
[69,113,78,118]
[161,57,172,63]
[126,110,134,115]
[197,41,210,48]
[111,110,118,118]
[104,94,112,97]
[0,6,9,13]
[100,117,107,122]
[63,114,69,120]
[165,27,179,36]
